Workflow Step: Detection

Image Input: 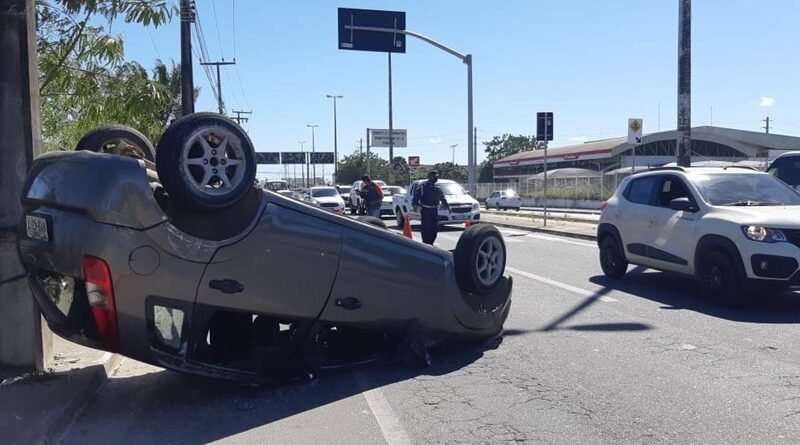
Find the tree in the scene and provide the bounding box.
[37,0,177,151]
[431,162,467,183]
[477,160,494,182]
[337,150,390,185]
[483,134,539,162]
[390,156,409,185]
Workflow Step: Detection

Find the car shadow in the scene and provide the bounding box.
[590,270,800,324]
[65,341,498,445]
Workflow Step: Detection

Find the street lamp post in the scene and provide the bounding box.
[307,124,319,186]
[326,95,343,183]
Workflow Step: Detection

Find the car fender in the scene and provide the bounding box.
[694,234,747,278]
[597,223,625,258]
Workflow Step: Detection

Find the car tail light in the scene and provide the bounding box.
[83,256,120,352]
[599,201,608,212]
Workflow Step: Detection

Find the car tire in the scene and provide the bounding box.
[454,224,507,294]
[156,112,256,211]
[495,203,501,210]
[698,250,748,305]
[75,124,156,162]
[599,236,628,279]
[485,202,490,210]
[396,209,405,229]
[358,215,388,230]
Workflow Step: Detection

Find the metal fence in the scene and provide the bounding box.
[476,175,628,202]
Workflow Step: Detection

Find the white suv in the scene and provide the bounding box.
[598,166,800,303]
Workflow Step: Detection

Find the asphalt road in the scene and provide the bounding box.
[60,223,800,445]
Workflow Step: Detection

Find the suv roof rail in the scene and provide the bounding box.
[645,166,687,173]
[721,165,758,171]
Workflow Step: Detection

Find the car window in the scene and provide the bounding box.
[624,176,659,205]
[768,157,800,187]
[691,173,800,206]
[490,192,499,198]
[311,188,338,198]
[655,177,693,208]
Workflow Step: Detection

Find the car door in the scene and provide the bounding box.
[195,203,342,320]
[644,175,699,273]
[619,175,661,266]
[488,192,499,207]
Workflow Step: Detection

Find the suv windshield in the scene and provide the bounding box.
[265,181,288,191]
[337,186,350,194]
[691,173,800,206]
[768,156,800,187]
[438,183,465,195]
[311,188,338,198]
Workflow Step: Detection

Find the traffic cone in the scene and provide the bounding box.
[402,212,413,239]
[464,218,472,229]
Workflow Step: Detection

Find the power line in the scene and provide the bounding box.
[208,0,225,59]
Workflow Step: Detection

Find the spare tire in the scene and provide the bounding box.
[75,124,156,162]
[357,216,388,230]
[454,224,506,294]
[156,113,256,211]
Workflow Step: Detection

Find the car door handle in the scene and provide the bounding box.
[209,279,244,294]
[335,297,362,310]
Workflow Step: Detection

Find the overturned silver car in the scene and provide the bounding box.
[18,113,512,383]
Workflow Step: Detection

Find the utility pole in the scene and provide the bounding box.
[676,0,692,167]
[326,95,343,182]
[298,141,306,188]
[180,0,195,116]
[231,110,252,126]
[474,127,478,172]
[199,60,236,114]
[366,128,372,176]
[388,53,395,184]
[450,144,458,165]
[359,138,363,155]
[763,116,771,134]
[0,0,51,371]
[307,124,318,186]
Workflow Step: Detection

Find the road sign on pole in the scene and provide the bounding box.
[628,118,643,173]
[408,155,420,169]
[370,129,407,147]
[254,152,280,164]
[536,112,554,141]
[310,152,335,164]
[338,8,406,53]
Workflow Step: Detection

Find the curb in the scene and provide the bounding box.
[30,353,121,445]
[482,220,598,242]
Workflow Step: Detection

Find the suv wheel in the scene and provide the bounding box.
[698,250,747,305]
[599,236,628,279]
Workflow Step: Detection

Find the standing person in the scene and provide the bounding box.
[413,171,447,245]
[360,175,383,218]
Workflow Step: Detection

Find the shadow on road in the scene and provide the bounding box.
[65,341,499,445]
[590,270,800,324]
[567,322,651,332]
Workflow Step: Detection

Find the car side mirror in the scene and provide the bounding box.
[669,197,697,212]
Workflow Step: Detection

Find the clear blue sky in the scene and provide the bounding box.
[118,0,800,180]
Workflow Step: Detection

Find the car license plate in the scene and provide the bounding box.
[454,214,466,220]
[26,215,49,242]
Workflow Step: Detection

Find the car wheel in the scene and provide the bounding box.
[358,216,388,230]
[455,224,507,294]
[358,205,366,215]
[495,203,501,210]
[485,202,490,210]
[599,236,628,279]
[396,209,405,229]
[698,250,747,305]
[75,124,156,162]
[156,112,256,211]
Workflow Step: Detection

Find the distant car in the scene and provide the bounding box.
[263,180,290,192]
[598,166,800,304]
[276,190,300,200]
[393,180,480,229]
[379,186,406,217]
[337,185,352,207]
[349,179,387,215]
[308,186,346,214]
[485,190,522,211]
[767,152,800,190]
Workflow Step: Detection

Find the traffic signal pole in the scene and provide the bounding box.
[0,0,51,371]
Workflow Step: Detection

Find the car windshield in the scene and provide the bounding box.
[768,156,800,187]
[691,173,800,206]
[337,186,350,194]
[311,188,338,198]
[382,186,405,196]
[438,183,465,195]
[501,190,517,197]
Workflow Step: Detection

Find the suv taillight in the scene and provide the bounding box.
[599,201,608,212]
[83,256,120,352]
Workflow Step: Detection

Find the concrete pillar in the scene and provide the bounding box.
[0,0,52,372]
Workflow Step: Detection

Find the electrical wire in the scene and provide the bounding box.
[209,0,225,60]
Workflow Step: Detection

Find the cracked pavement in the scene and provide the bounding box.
[59,229,800,444]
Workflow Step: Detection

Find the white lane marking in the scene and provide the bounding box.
[498,229,528,237]
[355,372,413,445]
[506,266,618,302]
[525,233,596,248]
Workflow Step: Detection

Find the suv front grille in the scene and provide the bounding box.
[450,206,472,214]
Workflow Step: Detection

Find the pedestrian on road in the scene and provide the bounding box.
[360,175,383,218]
[413,171,447,245]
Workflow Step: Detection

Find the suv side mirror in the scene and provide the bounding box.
[669,197,697,212]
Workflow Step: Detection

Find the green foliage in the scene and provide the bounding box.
[483,134,539,163]
[477,160,493,182]
[429,162,467,183]
[336,151,390,185]
[36,0,180,151]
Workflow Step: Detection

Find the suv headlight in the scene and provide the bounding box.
[472,203,480,211]
[439,203,449,211]
[743,225,787,243]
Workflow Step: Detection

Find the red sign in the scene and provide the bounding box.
[562,154,579,160]
[408,155,420,168]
